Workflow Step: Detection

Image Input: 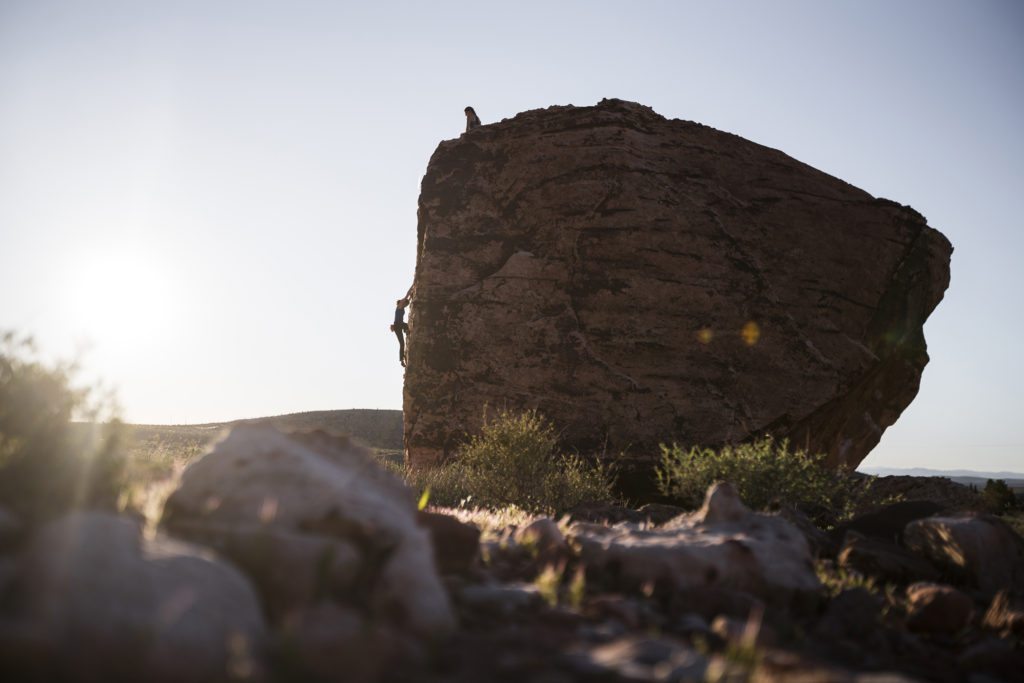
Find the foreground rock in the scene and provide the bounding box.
[905,582,974,635]
[833,500,943,544]
[404,98,952,479]
[568,483,820,606]
[903,513,1024,596]
[0,507,21,552]
[983,591,1024,638]
[416,510,481,574]
[161,425,455,640]
[837,532,940,584]
[565,636,708,682]
[4,512,266,682]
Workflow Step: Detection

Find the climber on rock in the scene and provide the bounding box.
[391,297,411,367]
[464,106,481,132]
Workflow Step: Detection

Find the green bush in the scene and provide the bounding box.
[982,478,1018,514]
[0,332,125,527]
[656,436,867,525]
[405,408,616,515]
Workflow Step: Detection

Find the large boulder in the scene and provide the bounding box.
[161,425,455,639]
[404,98,951,481]
[567,483,820,606]
[5,512,267,682]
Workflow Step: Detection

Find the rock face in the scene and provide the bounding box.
[404,98,951,476]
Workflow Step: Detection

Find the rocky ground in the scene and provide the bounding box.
[1,425,1021,682]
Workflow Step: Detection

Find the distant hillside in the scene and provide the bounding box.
[128,409,404,454]
[232,409,404,450]
[951,477,1024,494]
[861,466,1024,493]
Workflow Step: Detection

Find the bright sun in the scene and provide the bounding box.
[66,247,177,351]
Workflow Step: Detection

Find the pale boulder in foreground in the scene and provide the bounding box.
[161,425,455,638]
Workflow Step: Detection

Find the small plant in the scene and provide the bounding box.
[726,605,765,669]
[534,562,565,607]
[656,436,870,526]
[567,565,587,610]
[405,409,616,515]
[416,487,431,511]
[529,560,587,610]
[815,559,885,598]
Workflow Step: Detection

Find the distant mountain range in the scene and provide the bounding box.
[859,466,1024,492]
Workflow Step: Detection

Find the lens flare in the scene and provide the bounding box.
[741,321,761,346]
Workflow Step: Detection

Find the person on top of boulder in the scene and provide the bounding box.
[464,106,481,132]
[391,297,410,367]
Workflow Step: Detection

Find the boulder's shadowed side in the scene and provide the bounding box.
[404,99,952,479]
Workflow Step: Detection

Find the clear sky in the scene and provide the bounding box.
[1,1,1021,472]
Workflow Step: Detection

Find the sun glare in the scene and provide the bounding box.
[66,247,178,351]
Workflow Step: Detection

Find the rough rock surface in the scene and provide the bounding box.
[567,483,820,605]
[513,517,568,563]
[903,513,1024,596]
[9,512,267,682]
[161,425,455,638]
[854,477,980,513]
[565,636,708,682]
[904,582,974,635]
[983,591,1024,637]
[0,507,20,552]
[415,510,481,575]
[277,602,423,683]
[832,500,943,544]
[837,532,940,584]
[404,98,951,477]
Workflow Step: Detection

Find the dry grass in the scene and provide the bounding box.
[429,504,540,540]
